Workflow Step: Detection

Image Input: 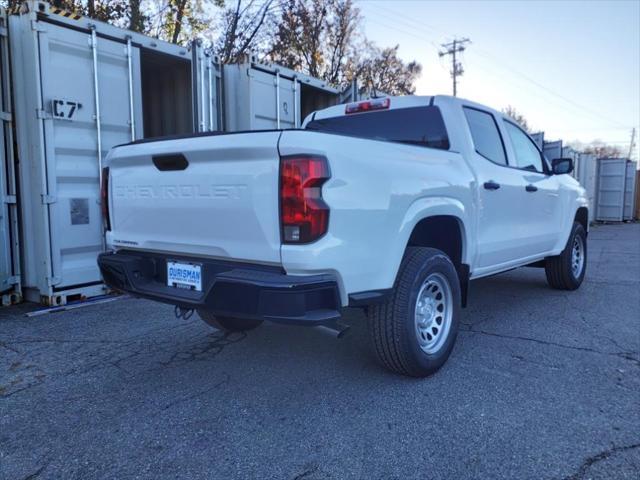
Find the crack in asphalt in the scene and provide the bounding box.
[0,379,45,399]
[160,373,230,411]
[159,330,247,367]
[0,324,247,399]
[562,442,640,480]
[0,338,131,345]
[20,463,47,480]
[292,464,320,480]
[460,324,640,366]
[0,341,20,353]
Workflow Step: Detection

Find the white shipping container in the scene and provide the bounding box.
[596,158,627,222]
[623,161,637,221]
[9,1,220,304]
[223,55,342,131]
[0,8,22,304]
[575,153,597,224]
[543,140,562,163]
[530,132,544,150]
[562,146,580,181]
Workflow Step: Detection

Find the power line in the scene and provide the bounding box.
[359,2,635,131]
[471,49,630,129]
[361,1,450,37]
[439,38,471,96]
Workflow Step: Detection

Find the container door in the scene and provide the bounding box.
[37,23,142,289]
[249,68,297,129]
[624,161,637,220]
[192,42,221,132]
[596,159,626,222]
[0,11,20,296]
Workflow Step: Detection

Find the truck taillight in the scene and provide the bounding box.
[280,155,330,244]
[101,166,110,231]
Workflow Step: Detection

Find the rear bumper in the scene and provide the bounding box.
[97,250,341,325]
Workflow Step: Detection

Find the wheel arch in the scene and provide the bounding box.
[574,206,589,233]
[395,198,471,306]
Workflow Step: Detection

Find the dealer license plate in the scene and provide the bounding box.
[167,261,202,291]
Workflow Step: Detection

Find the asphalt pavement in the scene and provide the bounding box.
[1,223,639,480]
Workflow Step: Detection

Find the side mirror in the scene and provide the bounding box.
[552,158,573,175]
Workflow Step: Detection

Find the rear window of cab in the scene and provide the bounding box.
[305,106,450,150]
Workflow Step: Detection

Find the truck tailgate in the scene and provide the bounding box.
[105,131,282,264]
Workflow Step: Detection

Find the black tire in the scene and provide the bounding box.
[545,222,587,290]
[369,247,461,377]
[197,310,263,332]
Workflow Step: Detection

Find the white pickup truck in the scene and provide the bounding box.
[98,95,589,377]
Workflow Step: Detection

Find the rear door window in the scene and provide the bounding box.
[305,106,450,150]
[463,107,507,165]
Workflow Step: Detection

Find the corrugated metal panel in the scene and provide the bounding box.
[224,56,341,131]
[623,161,637,220]
[596,158,627,222]
[9,3,201,304]
[0,8,22,303]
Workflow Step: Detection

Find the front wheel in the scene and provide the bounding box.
[369,247,461,377]
[545,222,587,290]
[197,310,263,332]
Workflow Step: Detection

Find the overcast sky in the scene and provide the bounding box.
[356,0,640,161]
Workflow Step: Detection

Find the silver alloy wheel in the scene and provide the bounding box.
[571,234,585,278]
[414,272,453,354]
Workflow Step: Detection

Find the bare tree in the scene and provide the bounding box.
[268,0,360,84]
[502,105,531,132]
[268,0,420,93]
[213,0,276,63]
[128,0,147,32]
[583,142,622,159]
[355,43,422,96]
[143,0,214,45]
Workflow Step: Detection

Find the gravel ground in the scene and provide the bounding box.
[1,223,639,480]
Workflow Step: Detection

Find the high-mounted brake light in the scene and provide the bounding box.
[100,166,111,231]
[345,97,390,114]
[280,155,330,244]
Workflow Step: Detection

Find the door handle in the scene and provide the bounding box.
[525,184,538,192]
[483,181,500,190]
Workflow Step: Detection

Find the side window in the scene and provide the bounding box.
[463,107,507,165]
[503,121,544,173]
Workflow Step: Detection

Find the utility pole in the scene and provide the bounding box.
[439,37,471,96]
[627,127,636,159]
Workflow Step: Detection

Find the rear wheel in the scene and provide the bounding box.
[197,310,263,332]
[369,247,461,377]
[545,222,587,290]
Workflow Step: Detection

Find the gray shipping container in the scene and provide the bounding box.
[543,140,563,163]
[596,158,627,222]
[9,1,220,304]
[623,161,637,221]
[575,153,597,224]
[223,55,341,131]
[562,146,580,181]
[0,8,22,304]
[530,132,544,150]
